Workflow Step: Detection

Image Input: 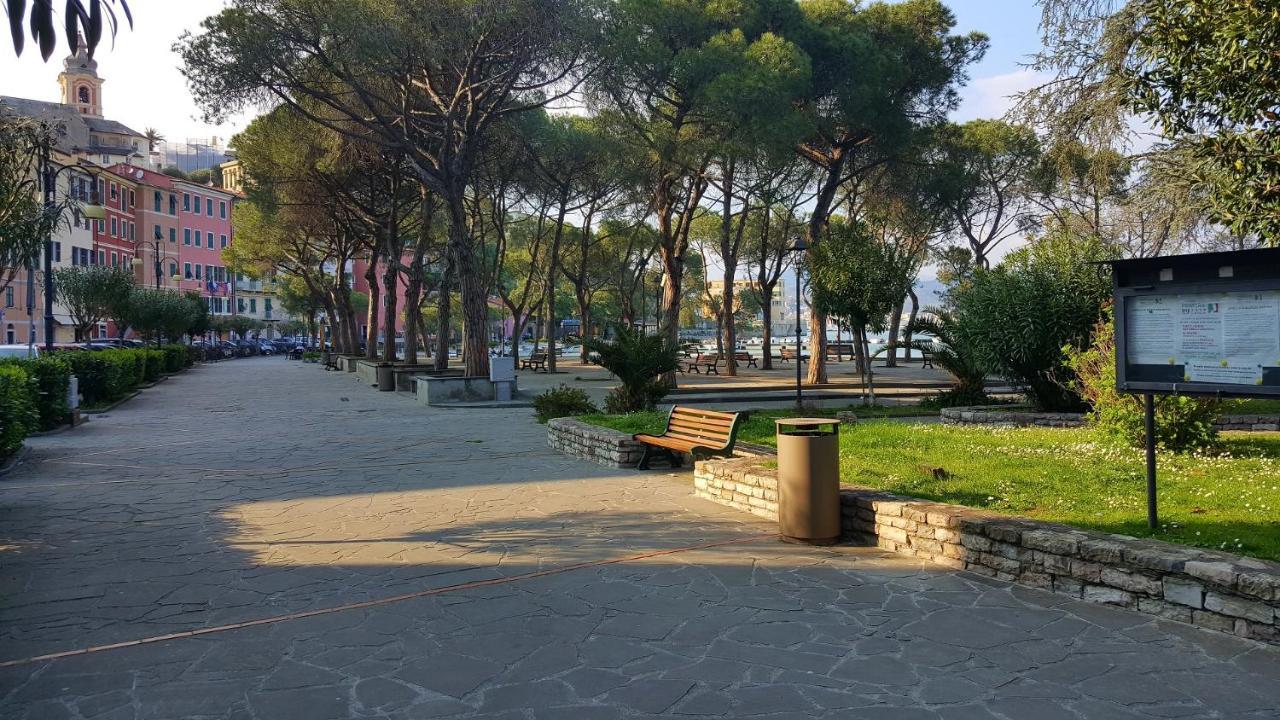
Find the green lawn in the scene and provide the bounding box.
[579,412,1280,561]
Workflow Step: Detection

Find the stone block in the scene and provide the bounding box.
[1162,577,1204,609]
[1235,619,1280,643]
[1019,571,1053,590]
[1041,553,1073,575]
[1236,572,1280,602]
[1137,597,1193,624]
[1100,567,1162,596]
[1123,543,1189,573]
[1077,538,1125,564]
[1022,529,1079,556]
[1053,576,1083,597]
[959,534,991,552]
[878,525,909,544]
[985,523,1023,544]
[1192,609,1235,633]
[1204,592,1274,623]
[1183,560,1238,589]
[934,528,959,544]
[1083,584,1134,607]
[981,553,1021,575]
[1069,559,1103,583]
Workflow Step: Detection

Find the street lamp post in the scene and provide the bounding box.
[41,150,105,351]
[789,237,809,411]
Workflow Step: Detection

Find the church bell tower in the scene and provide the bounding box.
[57,35,104,117]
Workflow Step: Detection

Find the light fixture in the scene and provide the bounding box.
[81,202,106,220]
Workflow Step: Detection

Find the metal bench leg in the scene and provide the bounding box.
[638,445,653,470]
[667,449,682,468]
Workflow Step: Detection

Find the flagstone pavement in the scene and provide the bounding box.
[0,357,1277,719]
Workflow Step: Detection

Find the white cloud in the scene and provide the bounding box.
[953,68,1046,122]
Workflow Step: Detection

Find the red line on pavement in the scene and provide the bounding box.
[0,532,775,669]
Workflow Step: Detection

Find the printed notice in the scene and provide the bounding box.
[1177,297,1224,363]
[1126,296,1176,365]
[1222,292,1280,366]
[1185,362,1264,386]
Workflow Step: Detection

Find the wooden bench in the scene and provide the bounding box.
[921,349,934,369]
[775,347,807,364]
[633,406,743,469]
[684,353,722,374]
[825,343,855,361]
[733,352,758,369]
[521,352,548,371]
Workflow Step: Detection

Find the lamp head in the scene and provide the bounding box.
[789,237,809,253]
[81,203,106,221]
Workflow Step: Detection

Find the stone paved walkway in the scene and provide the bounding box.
[1,358,1277,719]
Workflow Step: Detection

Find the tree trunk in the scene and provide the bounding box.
[403,271,422,365]
[719,158,738,376]
[364,260,379,360]
[443,189,488,376]
[903,287,919,362]
[577,290,591,363]
[433,260,452,372]
[381,260,398,363]
[760,283,775,370]
[544,188,569,374]
[885,296,904,368]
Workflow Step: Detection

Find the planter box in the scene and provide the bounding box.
[546,417,644,468]
[414,375,518,405]
[355,359,391,386]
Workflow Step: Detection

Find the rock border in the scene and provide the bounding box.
[546,417,644,469]
[694,455,1280,645]
[941,405,1280,431]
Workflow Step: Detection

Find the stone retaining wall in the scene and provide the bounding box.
[694,455,1280,645]
[546,417,644,468]
[941,405,1280,431]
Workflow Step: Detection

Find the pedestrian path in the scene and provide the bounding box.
[0,357,1275,719]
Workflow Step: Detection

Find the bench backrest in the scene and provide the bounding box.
[661,406,742,450]
[530,352,547,360]
[733,352,751,360]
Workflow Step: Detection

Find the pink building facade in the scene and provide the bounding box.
[173,180,235,315]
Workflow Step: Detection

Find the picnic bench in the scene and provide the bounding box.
[633,406,743,469]
[521,352,548,372]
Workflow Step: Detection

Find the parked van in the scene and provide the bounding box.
[0,344,40,359]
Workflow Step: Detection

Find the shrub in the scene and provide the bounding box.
[951,228,1113,411]
[584,324,681,414]
[919,387,998,410]
[17,356,72,430]
[906,306,987,399]
[0,364,36,455]
[1066,310,1222,451]
[97,350,141,398]
[141,349,164,382]
[533,385,598,423]
[61,352,116,406]
[160,344,187,373]
[302,351,321,363]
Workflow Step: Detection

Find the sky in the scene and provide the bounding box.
[0,0,1047,143]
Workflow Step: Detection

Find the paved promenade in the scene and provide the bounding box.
[1,358,1277,719]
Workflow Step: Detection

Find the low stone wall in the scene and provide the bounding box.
[942,405,1280,431]
[694,455,1280,645]
[355,360,386,386]
[546,417,644,468]
[415,375,505,404]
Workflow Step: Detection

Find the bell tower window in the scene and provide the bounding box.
[78,86,90,104]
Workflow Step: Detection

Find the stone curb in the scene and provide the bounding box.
[694,454,1280,646]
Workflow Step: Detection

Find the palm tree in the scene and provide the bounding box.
[7,1,132,60]
[905,306,988,398]
[144,128,164,153]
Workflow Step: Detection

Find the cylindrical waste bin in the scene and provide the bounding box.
[377,363,396,391]
[775,418,841,545]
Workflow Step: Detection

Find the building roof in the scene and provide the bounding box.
[0,95,144,158]
[107,163,174,190]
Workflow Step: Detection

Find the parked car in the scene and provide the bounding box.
[257,340,275,355]
[0,344,40,359]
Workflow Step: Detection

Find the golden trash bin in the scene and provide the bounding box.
[775,418,841,545]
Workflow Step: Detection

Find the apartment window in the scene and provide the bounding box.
[207,232,214,249]
[110,217,118,236]
[53,242,61,262]
[195,264,202,280]
[184,262,192,279]
[169,227,176,243]
[154,224,161,241]
[4,324,12,344]
[154,190,162,212]
[206,198,213,216]
[219,201,227,219]
[219,234,227,249]
[169,195,177,215]
[169,261,177,278]
[129,190,135,207]
[123,254,130,266]
[264,298,272,313]
[128,222,135,241]
[249,298,257,313]
[4,287,12,308]
[110,252,118,267]
[98,250,105,265]
[183,228,191,246]
[193,195,201,215]
[183,193,190,211]
[238,298,245,313]
[110,183,118,200]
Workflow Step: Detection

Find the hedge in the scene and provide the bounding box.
[0,356,72,431]
[0,365,36,456]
